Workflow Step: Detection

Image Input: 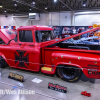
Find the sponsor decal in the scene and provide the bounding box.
[88,71,100,75]
[15,50,29,68]
[69,77,78,81]
[83,64,99,70]
[88,64,99,67]
[8,72,24,82]
[48,83,67,93]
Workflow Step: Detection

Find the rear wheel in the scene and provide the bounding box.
[57,65,82,82]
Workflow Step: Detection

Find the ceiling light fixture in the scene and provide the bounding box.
[29,7,32,11]
[13,1,17,6]
[32,1,35,5]
[0,3,3,8]
[4,9,7,13]
[0,6,2,8]
[45,4,47,10]
[53,0,57,3]
[31,0,35,6]
[83,4,86,7]
[29,8,32,10]
[14,4,17,7]
[83,0,87,7]
[45,7,47,10]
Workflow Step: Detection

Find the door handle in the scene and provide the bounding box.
[29,45,34,46]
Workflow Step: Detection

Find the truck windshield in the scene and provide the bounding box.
[35,30,55,42]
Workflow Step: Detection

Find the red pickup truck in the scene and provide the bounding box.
[0,25,100,82]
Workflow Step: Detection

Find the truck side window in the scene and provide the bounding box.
[35,30,55,42]
[19,30,33,42]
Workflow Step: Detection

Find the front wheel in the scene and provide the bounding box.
[57,65,82,82]
[0,56,7,68]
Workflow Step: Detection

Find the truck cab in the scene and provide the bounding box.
[10,25,55,72]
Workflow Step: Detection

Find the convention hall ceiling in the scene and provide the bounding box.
[0,0,100,14]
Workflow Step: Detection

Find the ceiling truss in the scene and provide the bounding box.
[0,0,100,14]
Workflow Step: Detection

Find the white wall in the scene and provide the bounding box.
[12,17,29,28]
[0,15,13,26]
[31,12,72,26]
[0,11,72,28]
[60,12,72,26]
[0,14,29,28]
[74,11,100,26]
[1,11,100,27]
[31,13,49,26]
[48,12,72,26]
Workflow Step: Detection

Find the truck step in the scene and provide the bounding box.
[41,67,54,75]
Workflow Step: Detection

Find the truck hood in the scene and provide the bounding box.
[0,29,16,44]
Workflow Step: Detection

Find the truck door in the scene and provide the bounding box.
[11,30,40,71]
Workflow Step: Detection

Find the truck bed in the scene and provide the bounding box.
[42,42,100,79]
[47,42,100,51]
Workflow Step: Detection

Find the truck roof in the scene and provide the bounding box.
[18,25,53,30]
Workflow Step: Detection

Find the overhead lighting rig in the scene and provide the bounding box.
[14,1,17,7]
[83,0,87,7]
[13,0,48,12]
[0,2,3,8]
[53,0,57,3]
[31,0,35,7]
[4,9,7,13]
[45,4,48,10]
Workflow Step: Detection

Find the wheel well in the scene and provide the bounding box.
[56,64,82,73]
[56,64,83,82]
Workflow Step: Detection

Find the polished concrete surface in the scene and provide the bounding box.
[0,67,100,100]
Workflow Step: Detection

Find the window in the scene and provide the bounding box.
[19,30,33,42]
[35,31,55,42]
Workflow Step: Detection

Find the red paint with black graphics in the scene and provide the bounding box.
[0,25,100,82]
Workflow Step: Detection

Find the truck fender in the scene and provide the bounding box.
[0,52,10,66]
[54,62,90,78]
[54,62,83,71]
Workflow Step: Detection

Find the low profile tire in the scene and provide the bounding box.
[57,65,83,82]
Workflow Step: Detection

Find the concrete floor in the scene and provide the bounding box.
[0,67,100,100]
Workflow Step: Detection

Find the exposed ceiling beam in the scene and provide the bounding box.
[78,1,82,8]
[59,0,73,11]
[13,0,48,12]
[92,0,97,7]
[65,0,73,8]
[88,0,93,7]
[72,0,77,8]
